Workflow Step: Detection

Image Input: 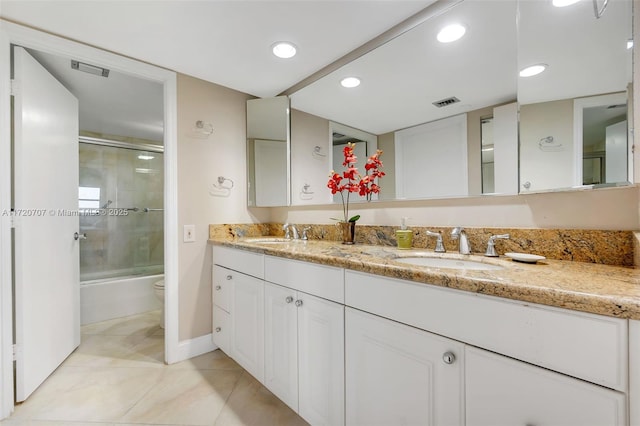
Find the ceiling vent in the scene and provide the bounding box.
[432,96,460,108]
[71,60,110,78]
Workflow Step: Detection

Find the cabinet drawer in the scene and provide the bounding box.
[213,245,264,279]
[466,346,627,426]
[212,265,232,312]
[345,270,628,391]
[265,256,344,303]
[212,305,230,354]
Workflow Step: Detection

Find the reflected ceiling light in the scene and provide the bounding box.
[341,77,361,88]
[272,41,297,59]
[437,24,466,43]
[552,0,581,6]
[137,154,154,160]
[628,39,634,49]
[519,63,548,77]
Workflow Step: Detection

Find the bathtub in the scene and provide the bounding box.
[80,273,163,325]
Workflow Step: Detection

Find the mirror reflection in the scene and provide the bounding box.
[517,0,632,192]
[246,96,290,206]
[289,0,518,204]
[249,0,633,207]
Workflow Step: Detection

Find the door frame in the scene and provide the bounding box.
[0,20,180,418]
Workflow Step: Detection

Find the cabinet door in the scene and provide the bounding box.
[466,346,627,426]
[212,265,232,312]
[298,294,345,426]
[212,305,230,354]
[346,308,464,426]
[264,282,299,412]
[230,272,264,383]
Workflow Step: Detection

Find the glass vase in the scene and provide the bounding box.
[340,221,356,245]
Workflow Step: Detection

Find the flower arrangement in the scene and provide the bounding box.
[327,142,384,223]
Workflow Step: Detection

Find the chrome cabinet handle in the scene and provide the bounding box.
[285,296,294,303]
[295,300,303,307]
[226,275,232,280]
[215,285,221,291]
[442,351,456,364]
[215,327,221,332]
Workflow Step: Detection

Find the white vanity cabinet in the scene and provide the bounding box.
[344,269,629,426]
[346,307,464,426]
[264,257,345,426]
[465,346,626,426]
[212,246,265,382]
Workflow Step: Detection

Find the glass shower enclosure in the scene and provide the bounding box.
[78,138,164,282]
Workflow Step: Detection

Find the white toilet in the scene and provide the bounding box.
[153,279,165,329]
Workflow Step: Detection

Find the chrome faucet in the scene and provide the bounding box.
[425,230,445,252]
[283,223,299,240]
[485,233,510,257]
[451,227,470,254]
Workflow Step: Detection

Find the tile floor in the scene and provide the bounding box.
[1,311,308,426]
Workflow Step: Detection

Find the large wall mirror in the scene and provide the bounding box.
[518,0,633,193]
[246,96,290,206]
[248,0,633,207]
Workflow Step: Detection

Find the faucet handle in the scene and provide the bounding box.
[485,233,510,257]
[283,223,291,239]
[425,230,445,253]
[301,227,311,240]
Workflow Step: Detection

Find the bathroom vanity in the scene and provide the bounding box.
[210,239,640,426]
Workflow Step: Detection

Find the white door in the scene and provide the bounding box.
[345,308,464,426]
[13,46,80,401]
[298,293,344,426]
[264,282,298,412]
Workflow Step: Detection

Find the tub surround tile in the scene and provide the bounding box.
[210,224,634,267]
[209,237,640,320]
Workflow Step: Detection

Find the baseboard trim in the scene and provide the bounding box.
[171,333,218,363]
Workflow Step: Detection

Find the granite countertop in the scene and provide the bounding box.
[209,237,640,320]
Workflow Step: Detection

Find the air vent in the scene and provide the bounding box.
[71,60,110,78]
[333,132,345,138]
[607,104,626,109]
[432,97,460,108]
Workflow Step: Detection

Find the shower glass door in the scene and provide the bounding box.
[79,141,164,281]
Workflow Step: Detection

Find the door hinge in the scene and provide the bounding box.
[12,344,20,361]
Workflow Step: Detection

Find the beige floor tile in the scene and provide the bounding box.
[214,371,309,426]
[3,310,307,426]
[9,366,163,423]
[168,349,242,371]
[65,334,164,368]
[119,368,243,425]
[81,310,162,337]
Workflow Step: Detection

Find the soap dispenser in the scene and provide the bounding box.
[396,217,413,249]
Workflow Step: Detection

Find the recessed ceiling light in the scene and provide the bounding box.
[341,77,361,88]
[519,64,548,77]
[552,0,581,7]
[272,41,297,59]
[437,24,466,43]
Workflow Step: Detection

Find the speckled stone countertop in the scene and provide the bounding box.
[209,237,640,321]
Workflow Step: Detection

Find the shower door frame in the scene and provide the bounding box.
[0,21,182,419]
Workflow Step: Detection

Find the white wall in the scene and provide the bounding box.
[177,74,268,340]
[270,185,640,230]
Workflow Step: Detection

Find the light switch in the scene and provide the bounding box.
[183,225,196,242]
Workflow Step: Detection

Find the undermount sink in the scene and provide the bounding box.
[243,237,292,244]
[394,256,504,271]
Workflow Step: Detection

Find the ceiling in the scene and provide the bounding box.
[1,0,632,141]
[1,0,433,98]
